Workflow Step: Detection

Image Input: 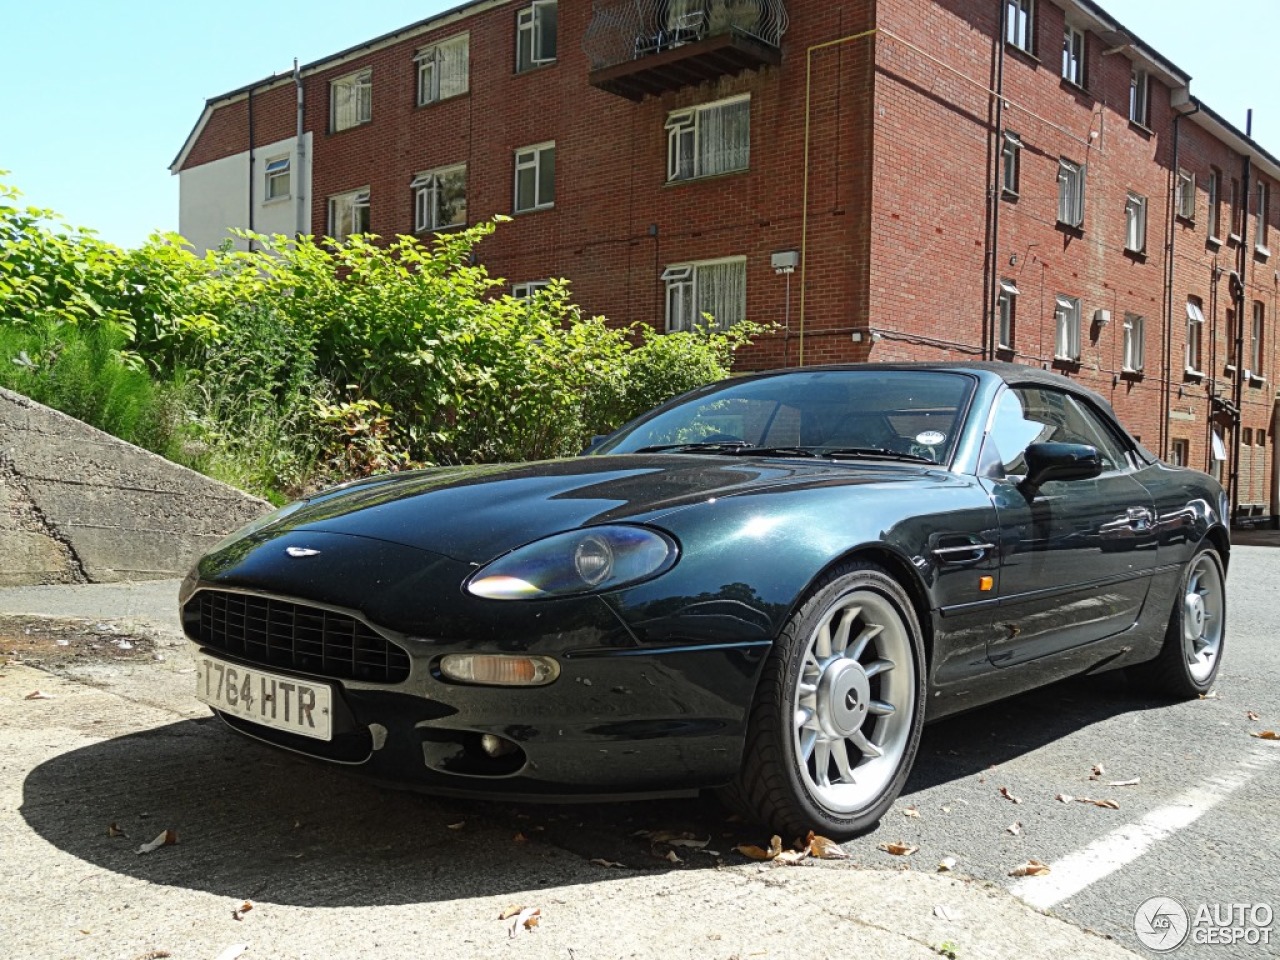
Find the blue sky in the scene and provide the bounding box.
[4,0,1275,248]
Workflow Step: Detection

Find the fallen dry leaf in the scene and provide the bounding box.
[1251,730,1280,740]
[808,832,851,860]
[498,905,526,920]
[446,821,465,830]
[664,849,683,864]
[736,835,784,861]
[1008,859,1051,877]
[24,690,53,700]
[129,951,172,960]
[1089,763,1105,780]
[135,830,177,855]
[513,832,529,843]
[1108,777,1141,787]
[902,806,921,819]
[1087,798,1120,810]
[1199,691,1220,700]
[940,805,952,814]
[590,858,625,868]
[106,823,125,838]
[937,856,957,873]
[638,830,710,849]
[999,786,1023,804]
[212,946,248,960]
[231,901,253,921]
[507,907,541,938]
[878,841,919,857]
[1006,822,1022,836]
[1246,710,1260,721]
[933,904,960,921]
[1056,794,1075,804]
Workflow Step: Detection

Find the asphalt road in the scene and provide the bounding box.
[2,545,1278,958]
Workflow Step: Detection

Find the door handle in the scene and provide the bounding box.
[1126,506,1154,531]
[932,541,996,564]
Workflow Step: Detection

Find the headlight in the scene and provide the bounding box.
[208,500,306,553]
[466,525,678,600]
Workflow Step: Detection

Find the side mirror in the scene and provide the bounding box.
[579,434,611,456]
[1019,442,1102,495]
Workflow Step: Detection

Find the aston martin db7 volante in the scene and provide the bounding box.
[182,363,1228,838]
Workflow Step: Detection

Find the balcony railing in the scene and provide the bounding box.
[584,0,788,101]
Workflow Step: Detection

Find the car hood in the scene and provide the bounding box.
[268,454,941,562]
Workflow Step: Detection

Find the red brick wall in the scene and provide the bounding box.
[177,0,1279,508]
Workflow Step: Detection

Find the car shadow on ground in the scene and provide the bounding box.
[19,670,1173,906]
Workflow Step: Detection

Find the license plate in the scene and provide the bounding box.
[196,655,333,741]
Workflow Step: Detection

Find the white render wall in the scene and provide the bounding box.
[177,133,311,254]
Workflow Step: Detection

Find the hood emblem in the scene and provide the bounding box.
[285,547,321,558]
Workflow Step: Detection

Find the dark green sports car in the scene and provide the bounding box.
[181,363,1229,839]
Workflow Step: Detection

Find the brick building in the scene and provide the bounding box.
[172,0,1280,523]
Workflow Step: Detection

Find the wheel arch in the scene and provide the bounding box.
[1205,525,1231,572]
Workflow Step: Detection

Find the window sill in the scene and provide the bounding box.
[665,168,750,187]
[1249,374,1266,387]
[1255,244,1272,260]
[1123,246,1147,261]
[328,120,374,137]
[1228,233,1242,246]
[416,91,470,109]
[1176,214,1195,227]
[1207,235,1223,250]
[1184,368,1205,382]
[1001,188,1020,202]
[514,59,558,76]
[262,196,292,207]
[414,223,467,236]
[1004,42,1040,65]
[1052,356,1081,370]
[513,203,556,215]
[1056,220,1085,236]
[1128,119,1153,137]
[1120,368,1145,380]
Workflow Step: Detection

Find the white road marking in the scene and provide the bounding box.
[1010,749,1278,910]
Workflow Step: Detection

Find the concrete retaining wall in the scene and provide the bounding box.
[0,387,269,586]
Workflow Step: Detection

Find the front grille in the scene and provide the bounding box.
[186,591,410,684]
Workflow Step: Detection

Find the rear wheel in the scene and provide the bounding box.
[1128,546,1226,698]
[725,562,926,839]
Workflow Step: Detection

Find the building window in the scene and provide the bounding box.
[516,0,557,72]
[1176,169,1195,221]
[1185,298,1205,374]
[1058,159,1086,227]
[666,96,750,182]
[1250,301,1265,377]
[412,164,467,232]
[1123,314,1145,372]
[1062,24,1085,86]
[512,280,550,299]
[1208,168,1222,240]
[1243,427,1253,446]
[1054,294,1081,361]
[264,156,291,201]
[1226,307,1237,369]
[1001,132,1021,197]
[1125,192,1148,252]
[328,188,370,240]
[1005,0,1034,53]
[662,257,747,332]
[1170,439,1188,467]
[1230,177,1243,240]
[1129,67,1149,126]
[416,33,469,105]
[331,69,372,132]
[514,142,555,213]
[1257,181,1271,254]
[997,279,1018,349]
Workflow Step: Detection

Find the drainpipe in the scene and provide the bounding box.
[1229,111,1253,522]
[983,0,1008,360]
[1164,99,1199,459]
[798,27,879,367]
[247,85,256,253]
[295,58,307,238]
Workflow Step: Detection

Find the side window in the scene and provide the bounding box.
[985,387,1128,476]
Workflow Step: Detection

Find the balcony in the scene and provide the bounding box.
[584,0,788,102]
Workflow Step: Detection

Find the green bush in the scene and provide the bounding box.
[2,174,769,501]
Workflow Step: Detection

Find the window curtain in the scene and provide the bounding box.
[697,260,746,330]
[700,100,750,176]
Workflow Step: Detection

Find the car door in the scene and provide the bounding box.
[980,385,1157,668]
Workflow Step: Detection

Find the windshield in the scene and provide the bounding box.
[594,370,975,465]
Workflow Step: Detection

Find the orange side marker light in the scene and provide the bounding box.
[979,576,994,592]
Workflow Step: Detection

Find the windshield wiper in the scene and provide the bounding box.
[820,446,936,464]
[634,441,756,453]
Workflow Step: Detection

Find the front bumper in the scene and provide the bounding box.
[181,530,770,798]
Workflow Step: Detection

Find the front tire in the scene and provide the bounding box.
[726,562,926,839]
[1127,545,1226,698]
